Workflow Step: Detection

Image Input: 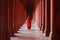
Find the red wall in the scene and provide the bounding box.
[8,0,26,36]
[34,2,42,28]
[15,0,26,29]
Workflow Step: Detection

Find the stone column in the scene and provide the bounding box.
[41,0,45,33]
[49,0,60,40]
[8,0,16,36]
[0,0,10,40]
[0,0,1,39]
[39,0,42,32]
[44,0,50,36]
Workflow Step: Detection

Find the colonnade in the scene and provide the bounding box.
[0,0,25,40]
[36,0,60,40]
[0,0,60,40]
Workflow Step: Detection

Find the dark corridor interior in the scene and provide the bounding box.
[0,0,60,40]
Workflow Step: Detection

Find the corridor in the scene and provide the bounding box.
[0,0,60,40]
[11,20,49,40]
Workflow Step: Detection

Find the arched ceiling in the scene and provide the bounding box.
[19,0,40,14]
[19,0,40,7]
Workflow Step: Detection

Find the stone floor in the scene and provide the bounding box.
[11,20,49,40]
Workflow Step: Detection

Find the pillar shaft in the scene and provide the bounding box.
[8,0,16,36]
[8,0,13,36]
[40,1,43,31]
[0,0,10,40]
[41,0,45,33]
[50,0,60,40]
[0,0,1,40]
[44,0,50,36]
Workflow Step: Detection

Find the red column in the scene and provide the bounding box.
[44,0,50,36]
[39,1,42,31]
[40,0,42,31]
[12,0,16,34]
[0,0,1,40]
[49,0,60,40]
[41,0,45,33]
[44,0,47,36]
[14,0,18,33]
[8,0,16,36]
[0,0,10,40]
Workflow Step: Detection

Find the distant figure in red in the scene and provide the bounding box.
[27,16,31,30]
[25,2,35,30]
